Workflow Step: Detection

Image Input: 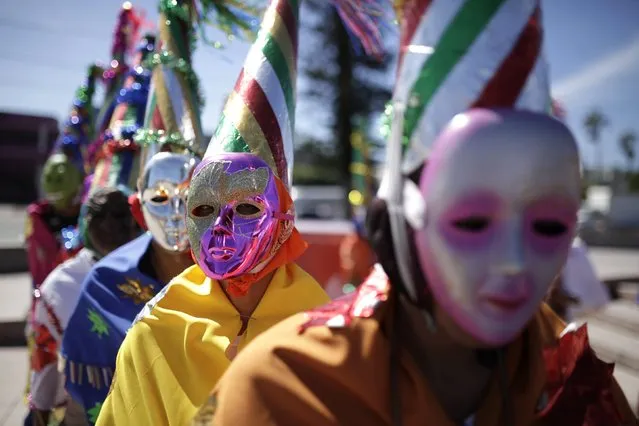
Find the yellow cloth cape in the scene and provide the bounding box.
[96,263,329,426]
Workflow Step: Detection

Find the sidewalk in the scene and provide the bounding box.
[0,348,27,425]
[0,273,29,347]
[0,205,27,274]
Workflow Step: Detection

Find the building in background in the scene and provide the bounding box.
[0,112,59,204]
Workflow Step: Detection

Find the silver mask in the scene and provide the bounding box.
[138,152,200,252]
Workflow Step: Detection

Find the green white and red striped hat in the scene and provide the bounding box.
[204,0,300,188]
[390,0,551,175]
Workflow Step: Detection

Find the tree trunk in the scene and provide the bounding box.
[334,9,354,219]
[598,140,604,183]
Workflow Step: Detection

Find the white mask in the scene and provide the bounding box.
[414,109,581,346]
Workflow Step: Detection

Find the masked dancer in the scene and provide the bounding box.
[205,1,638,425]
[59,30,163,425]
[29,187,137,426]
[96,0,343,423]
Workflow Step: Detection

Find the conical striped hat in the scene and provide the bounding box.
[204,0,301,188]
[135,0,267,171]
[89,33,156,196]
[51,63,103,173]
[391,0,550,175]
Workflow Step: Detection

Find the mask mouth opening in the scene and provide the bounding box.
[45,192,66,202]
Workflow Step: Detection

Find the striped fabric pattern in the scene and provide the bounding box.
[205,0,299,188]
[136,1,209,174]
[153,12,204,143]
[392,0,549,174]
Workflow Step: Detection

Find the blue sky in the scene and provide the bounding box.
[1,0,638,169]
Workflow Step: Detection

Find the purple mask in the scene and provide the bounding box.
[187,153,292,280]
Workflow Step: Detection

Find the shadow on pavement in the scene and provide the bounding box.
[0,320,26,347]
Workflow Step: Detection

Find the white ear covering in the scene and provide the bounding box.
[378,171,426,231]
[403,179,426,230]
[376,168,392,200]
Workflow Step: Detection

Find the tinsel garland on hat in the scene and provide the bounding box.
[51,63,104,173]
[89,33,157,196]
[134,0,265,169]
[94,2,145,138]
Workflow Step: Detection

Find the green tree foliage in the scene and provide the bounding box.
[583,109,609,181]
[293,137,340,185]
[295,0,393,197]
[619,130,637,173]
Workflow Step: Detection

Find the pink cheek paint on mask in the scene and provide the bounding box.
[524,196,577,254]
[437,191,501,250]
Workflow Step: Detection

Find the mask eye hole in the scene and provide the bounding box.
[532,219,567,237]
[234,202,262,217]
[452,216,491,233]
[151,195,169,203]
[191,205,215,218]
[150,189,169,204]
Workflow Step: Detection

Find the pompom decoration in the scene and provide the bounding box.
[128,193,148,231]
[349,119,373,211]
[134,129,203,157]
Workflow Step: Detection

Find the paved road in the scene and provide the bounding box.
[588,248,639,280]
[0,273,30,324]
[0,205,26,249]
[0,348,27,425]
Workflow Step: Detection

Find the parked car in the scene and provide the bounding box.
[291,185,348,220]
[291,185,354,288]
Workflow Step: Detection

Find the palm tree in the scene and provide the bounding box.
[619,131,637,173]
[583,110,609,182]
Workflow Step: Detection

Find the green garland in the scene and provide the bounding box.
[159,0,191,22]
[74,65,100,105]
[134,128,204,157]
[159,0,262,50]
[379,101,410,148]
[159,0,198,53]
[143,50,205,108]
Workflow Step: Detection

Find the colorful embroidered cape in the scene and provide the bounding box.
[23,201,81,407]
[60,233,162,424]
[25,201,80,290]
[30,248,96,411]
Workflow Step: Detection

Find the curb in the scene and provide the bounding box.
[0,319,27,347]
[0,247,28,274]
